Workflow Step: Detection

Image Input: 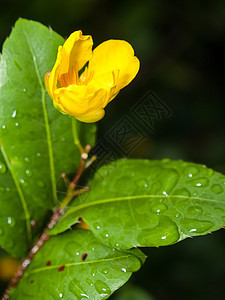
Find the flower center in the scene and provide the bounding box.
[58,62,94,88]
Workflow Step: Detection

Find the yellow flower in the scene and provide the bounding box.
[45,30,140,123]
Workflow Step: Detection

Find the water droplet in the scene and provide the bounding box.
[188,174,193,178]
[185,166,200,176]
[6,187,10,192]
[2,125,6,129]
[211,184,223,194]
[182,218,214,234]
[190,178,209,187]
[24,157,31,163]
[76,252,79,256]
[59,293,63,298]
[94,280,111,296]
[137,216,179,246]
[175,212,181,218]
[94,222,101,230]
[23,88,26,92]
[187,206,203,216]
[121,268,126,272]
[36,153,41,157]
[135,179,148,188]
[86,278,93,287]
[151,203,168,214]
[61,137,66,142]
[162,191,168,196]
[20,178,25,184]
[11,110,17,118]
[91,268,97,277]
[37,180,45,188]
[161,235,167,240]
[105,233,109,238]
[25,169,32,177]
[15,122,19,127]
[7,217,15,227]
[207,168,214,177]
[80,294,89,299]
[102,268,109,274]
[0,162,6,174]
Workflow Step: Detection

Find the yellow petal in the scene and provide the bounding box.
[54,84,107,116]
[47,45,63,99]
[76,109,105,123]
[88,40,140,92]
[61,30,93,74]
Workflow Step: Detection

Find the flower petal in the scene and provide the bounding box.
[76,109,105,123]
[88,40,140,92]
[54,84,107,116]
[46,45,63,99]
[61,30,93,74]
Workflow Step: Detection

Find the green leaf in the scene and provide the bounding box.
[10,229,145,299]
[50,159,225,249]
[0,19,96,258]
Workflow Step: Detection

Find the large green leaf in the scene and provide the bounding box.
[0,19,96,258]
[50,159,225,249]
[10,229,145,300]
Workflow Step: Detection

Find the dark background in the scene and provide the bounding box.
[1,0,225,299]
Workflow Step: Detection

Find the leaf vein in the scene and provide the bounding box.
[24,32,57,205]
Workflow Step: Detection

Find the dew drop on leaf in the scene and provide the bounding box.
[37,180,45,188]
[190,177,209,187]
[7,217,15,227]
[86,278,93,287]
[185,166,200,176]
[24,157,31,163]
[80,293,89,299]
[135,179,148,188]
[25,169,32,177]
[151,203,168,214]
[94,280,111,296]
[211,184,223,194]
[187,206,203,216]
[0,162,6,174]
[182,218,214,234]
[11,110,17,118]
[102,268,109,274]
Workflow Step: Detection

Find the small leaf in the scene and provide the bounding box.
[10,229,145,299]
[0,19,96,257]
[51,159,225,249]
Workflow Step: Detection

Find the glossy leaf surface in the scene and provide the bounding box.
[51,159,225,249]
[10,229,145,300]
[0,19,96,257]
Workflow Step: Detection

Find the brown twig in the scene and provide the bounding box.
[2,146,95,299]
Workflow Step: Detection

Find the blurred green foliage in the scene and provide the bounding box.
[1,0,225,299]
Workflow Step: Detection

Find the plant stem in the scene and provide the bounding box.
[2,149,93,300]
